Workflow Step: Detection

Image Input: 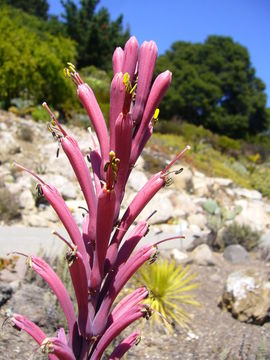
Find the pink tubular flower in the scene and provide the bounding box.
[77,83,110,163]
[108,331,140,360]
[27,255,78,341]
[131,70,172,165]
[122,36,139,83]
[90,187,116,290]
[11,313,47,345]
[112,47,124,75]
[109,73,126,151]
[132,40,158,125]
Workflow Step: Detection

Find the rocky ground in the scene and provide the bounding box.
[1,110,270,359]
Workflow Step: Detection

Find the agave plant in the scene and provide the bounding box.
[135,259,199,333]
[10,36,190,359]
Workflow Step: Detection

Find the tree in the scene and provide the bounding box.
[0,6,76,109]
[156,36,269,138]
[61,0,130,70]
[0,0,49,19]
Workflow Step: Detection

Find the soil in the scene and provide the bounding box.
[1,251,270,360]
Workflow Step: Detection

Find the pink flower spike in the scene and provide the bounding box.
[132,41,158,125]
[91,307,143,360]
[28,256,78,341]
[122,36,139,84]
[131,70,172,165]
[108,331,140,360]
[78,83,109,163]
[90,188,116,290]
[109,73,125,151]
[112,47,124,75]
[41,338,76,360]
[11,314,47,345]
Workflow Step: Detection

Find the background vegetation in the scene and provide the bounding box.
[0,0,269,196]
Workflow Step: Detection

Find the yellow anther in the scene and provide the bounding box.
[153,108,160,120]
[109,150,116,158]
[67,62,76,71]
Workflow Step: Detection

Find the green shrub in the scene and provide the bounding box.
[221,222,261,251]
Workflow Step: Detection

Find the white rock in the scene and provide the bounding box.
[233,188,262,200]
[171,248,189,262]
[43,174,78,200]
[234,200,270,230]
[212,177,233,187]
[127,170,148,192]
[190,244,217,266]
[137,191,174,224]
[187,213,207,229]
[19,189,35,210]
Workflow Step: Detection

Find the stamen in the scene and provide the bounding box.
[52,231,74,251]
[42,102,67,137]
[13,163,46,185]
[161,145,191,175]
[64,62,84,86]
[104,150,120,190]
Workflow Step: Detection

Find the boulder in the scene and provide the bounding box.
[234,200,270,231]
[187,213,207,229]
[170,248,189,262]
[219,270,270,324]
[190,244,217,266]
[258,232,270,261]
[233,188,262,200]
[223,244,249,264]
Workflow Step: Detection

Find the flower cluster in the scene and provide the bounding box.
[11,36,189,359]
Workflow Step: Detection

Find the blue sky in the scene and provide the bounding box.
[48,0,270,106]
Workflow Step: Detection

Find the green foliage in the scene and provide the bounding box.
[156,36,269,138]
[250,168,270,198]
[135,259,199,332]
[0,0,49,19]
[0,6,76,111]
[221,222,261,251]
[61,0,130,70]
